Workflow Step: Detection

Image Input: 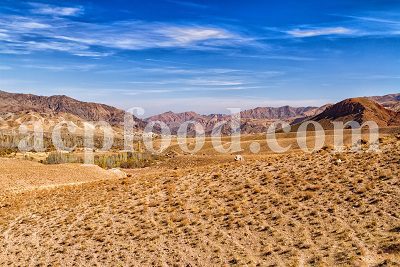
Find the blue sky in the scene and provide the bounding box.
[0,0,399,115]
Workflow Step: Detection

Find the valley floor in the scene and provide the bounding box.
[0,136,399,266]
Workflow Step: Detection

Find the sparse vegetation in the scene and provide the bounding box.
[0,147,17,156]
[43,151,162,169]
[0,133,398,265]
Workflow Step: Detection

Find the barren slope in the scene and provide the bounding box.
[0,158,125,193]
[0,137,399,266]
[306,97,400,128]
[0,90,144,128]
[369,93,400,111]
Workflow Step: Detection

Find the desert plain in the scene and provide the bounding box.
[0,131,399,266]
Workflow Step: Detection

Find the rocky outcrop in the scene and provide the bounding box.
[0,90,144,128]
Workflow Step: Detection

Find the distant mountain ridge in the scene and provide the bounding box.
[146,93,399,134]
[145,105,333,134]
[0,90,399,134]
[368,93,400,111]
[147,105,329,123]
[0,90,144,128]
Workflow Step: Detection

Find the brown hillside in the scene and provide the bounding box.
[239,106,320,119]
[147,111,201,123]
[309,97,400,128]
[368,93,400,111]
[0,91,144,128]
[146,106,329,135]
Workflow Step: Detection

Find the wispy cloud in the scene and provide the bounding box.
[0,1,259,57]
[125,78,245,87]
[286,12,400,39]
[0,16,51,31]
[0,13,258,57]
[181,79,244,86]
[229,52,316,61]
[117,85,262,96]
[338,13,400,37]
[157,26,233,44]
[287,27,355,37]
[21,64,99,72]
[166,0,208,9]
[29,3,84,17]
[339,14,400,25]
[346,74,400,80]
[53,22,255,51]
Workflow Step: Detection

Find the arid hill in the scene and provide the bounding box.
[146,106,330,135]
[147,96,400,134]
[305,97,400,128]
[0,134,399,266]
[0,90,144,128]
[391,102,400,112]
[147,106,327,123]
[146,111,202,123]
[1,90,399,135]
[291,94,400,126]
[239,105,327,119]
[369,93,400,110]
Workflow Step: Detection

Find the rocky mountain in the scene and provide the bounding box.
[146,111,228,135]
[1,90,399,135]
[368,93,400,111]
[146,105,330,135]
[0,90,144,129]
[289,94,400,126]
[147,95,400,134]
[391,102,400,112]
[369,92,400,102]
[304,97,400,128]
[240,106,320,119]
[149,106,328,122]
[146,111,203,125]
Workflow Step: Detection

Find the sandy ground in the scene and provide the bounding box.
[0,135,399,266]
[0,158,124,194]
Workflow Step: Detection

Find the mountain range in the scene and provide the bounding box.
[0,90,399,134]
[146,94,400,134]
[0,90,144,132]
[145,105,337,134]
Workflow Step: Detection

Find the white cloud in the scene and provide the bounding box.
[342,15,400,25]
[0,49,30,55]
[54,23,249,51]
[287,27,355,37]
[25,40,89,53]
[16,21,50,29]
[0,14,258,56]
[122,77,247,87]
[185,79,243,86]
[30,3,84,17]
[72,51,113,57]
[21,64,98,71]
[0,32,10,40]
[158,27,233,44]
[0,17,51,32]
